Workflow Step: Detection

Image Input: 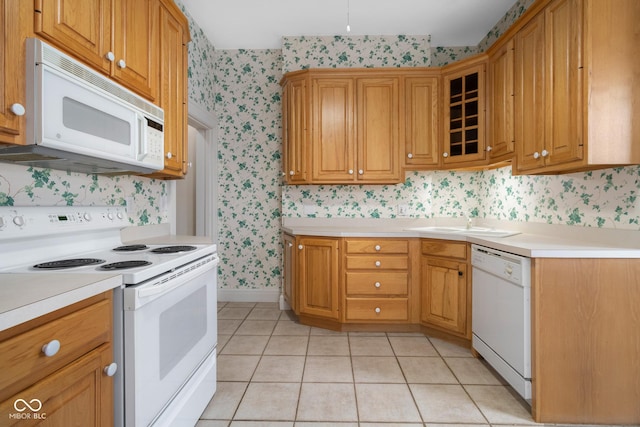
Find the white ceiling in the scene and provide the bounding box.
[180,0,518,50]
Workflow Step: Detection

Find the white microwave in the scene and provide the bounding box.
[0,38,164,174]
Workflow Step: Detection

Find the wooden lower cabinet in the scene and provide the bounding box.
[420,239,471,339]
[282,233,297,312]
[0,292,115,426]
[531,258,640,424]
[297,236,340,321]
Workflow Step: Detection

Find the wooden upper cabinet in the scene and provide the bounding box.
[282,76,309,183]
[403,74,440,169]
[356,77,401,182]
[35,0,158,101]
[311,77,355,182]
[0,0,31,145]
[513,0,640,174]
[442,55,487,167]
[147,0,189,178]
[487,38,515,162]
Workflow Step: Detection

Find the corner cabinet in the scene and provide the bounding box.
[281,69,402,185]
[514,0,640,174]
[403,73,440,169]
[441,55,487,168]
[282,233,297,312]
[296,236,340,322]
[420,239,470,338]
[0,292,115,426]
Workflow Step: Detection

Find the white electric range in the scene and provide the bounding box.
[0,206,218,427]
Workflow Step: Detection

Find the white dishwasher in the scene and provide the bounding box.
[471,244,532,401]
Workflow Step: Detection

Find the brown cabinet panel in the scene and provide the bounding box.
[298,237,340,320]
[345,239,409,254]
[345,272,408,296]
[283,77,308,183]
[421,239,467,260]
[282,233,297,312]
[487,38,515,161]
[346,255,409,270]
[345,298,409,321]
[420,256,467,336]
[404,75,440,168]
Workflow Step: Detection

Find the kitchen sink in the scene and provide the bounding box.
[406,226,520,238]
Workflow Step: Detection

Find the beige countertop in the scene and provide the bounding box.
[282,218,640,258]
[0,273,121,332]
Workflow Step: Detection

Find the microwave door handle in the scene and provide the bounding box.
[137,114,148,161]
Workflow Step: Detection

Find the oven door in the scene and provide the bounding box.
[123,255,218,426]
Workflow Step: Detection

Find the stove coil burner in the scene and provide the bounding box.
[33,258,106,269]
[113,244,149,252]
[151,245,197,254]
[100,260,152,270]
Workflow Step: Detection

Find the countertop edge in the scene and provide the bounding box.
[0,275,122,332]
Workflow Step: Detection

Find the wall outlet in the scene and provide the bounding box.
[397,204,409,217]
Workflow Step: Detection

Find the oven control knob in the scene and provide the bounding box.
[42,340,61,357]
[104,362,118,377]
[83,213,92,221]
[12,215,25,227]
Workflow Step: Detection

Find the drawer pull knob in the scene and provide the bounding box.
[374,307,381,314]
[375,261,381,267]
[10,103,26,116]
[458,271,463,276]
[298,244,303,250]
[374,282,381,288]
[374,245,381,251]
[104,362,118,377]
[42,340,61,357]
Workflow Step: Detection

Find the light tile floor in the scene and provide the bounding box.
[198,302,614,427]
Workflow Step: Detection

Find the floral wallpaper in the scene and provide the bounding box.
[214,49,284,290]
[282,35,431,73]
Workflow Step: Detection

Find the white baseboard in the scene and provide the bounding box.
[217,288,280,303]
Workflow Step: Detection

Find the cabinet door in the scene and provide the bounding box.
[487,39,515,160]
[283,78,308,183]
[112,0,158,100]
[404,76,440,168]
[311,78,355,182]
[0,0,28,144]
[515,12,546,172]
[35,0,112,74]
[150,1,187,178]
[544,0,583,167]
[421,256,467,336]
[283,234,297,312]
[356,77,401,182]
[298,237,340,320]
[0,344,114,426]
[443,62,486,165]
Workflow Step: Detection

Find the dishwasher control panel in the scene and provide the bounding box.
[471,245,530,286]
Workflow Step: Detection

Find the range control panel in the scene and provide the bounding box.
[0,206,129,240]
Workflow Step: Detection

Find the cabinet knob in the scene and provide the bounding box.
[375,261,381,267]
[533,152,540,159]
[358,169,364,175]
[10,103,25,116]
[541,149,549,157]
[486,146,492,152]
[117,59,127,69]
[348,169,354,175]
[289,170,294,176]
[104,362,118,377]
[407,153,413,159]
[374,245,381,251]
[458,271,463,276]
[166,152,173,159]
[443,152,449,158]
[42,340,61,357]
[298,244,303,250]
[105,51,115,61]
[374,282,381,288]
[374,307,381,314]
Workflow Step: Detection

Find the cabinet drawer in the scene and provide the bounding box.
[0,299,111,401]
[421,240,467,260]
[346,272,408,295]
[346,255,409,270]
[346,239,409,254]
[345,298,409,321]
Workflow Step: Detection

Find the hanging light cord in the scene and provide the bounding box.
[346,0,351,32]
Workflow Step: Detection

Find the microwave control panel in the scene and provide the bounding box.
[146,124,165,168]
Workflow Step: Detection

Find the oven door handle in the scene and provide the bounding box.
[138,281,179,298]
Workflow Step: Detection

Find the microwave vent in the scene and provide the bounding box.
[41,45,163,121]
